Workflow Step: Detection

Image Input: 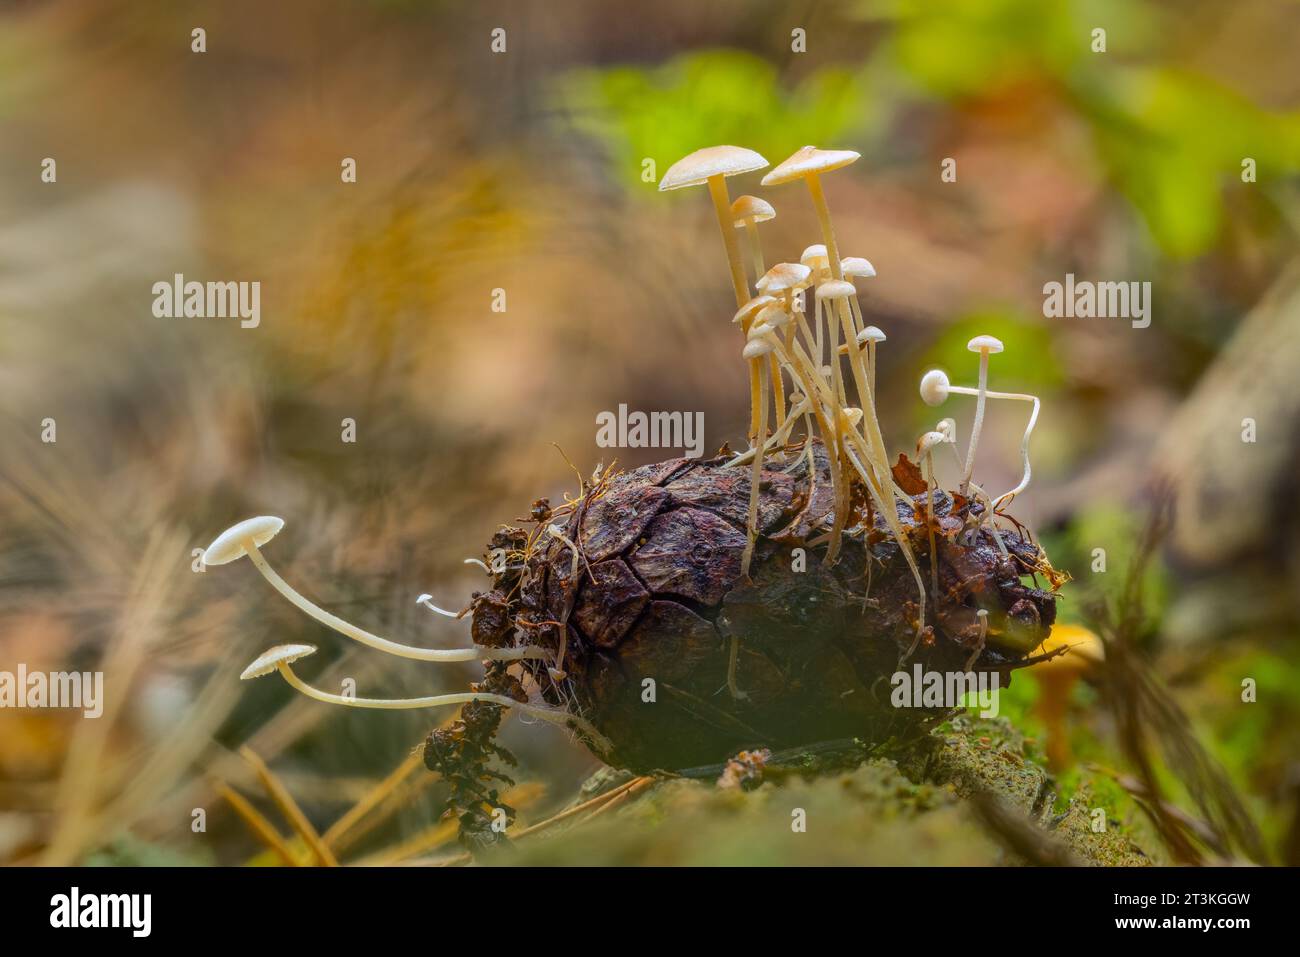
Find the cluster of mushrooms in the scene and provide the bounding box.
[202,144,1040,743]
[660,144,1041,647]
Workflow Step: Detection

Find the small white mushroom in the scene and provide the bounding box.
[961,335,1004,495]
[918,367,1041,511]
[240,643,603,743]
[858,325,886,399]
[763,146,861,283]
[916,430,947,596]
[730,194,776,288]
[203,517,546,663]
[740,336,775,581]
[659,146,769,308]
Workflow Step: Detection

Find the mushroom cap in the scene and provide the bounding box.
[858,325,886,344]
[917,431,947,455]
[730,194,775,225]
[815,279,857,300]
[967,334,1005,354]
[840,256,876,279]
[732,295,777,324]
[203,516,285,566]
[756,303,790,327]
[1035,624,1105,675]
[761,146,861,186]
[756,262,811,294]
[919,369,950,407]
[799,243,829,269]
[841,407,864,428]
[658,146,769,191]
[742,338,774,360]
[936,417,957,442]
[241,643,317,680]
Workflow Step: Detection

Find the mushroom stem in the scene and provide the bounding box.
[273,661,605,746]
[243,541,546,663]
[758,333,849,562]
[867,339,878,398]
[744,220,765,286]
[960,350,990,495]
[965,609,988,671]
[943,385,1040,510]
[707,174,762,447]
[805,174,844,281]
[841,442,928,646]
[741,357,770,579]
[707,174,749,309]
[923,449,938,597]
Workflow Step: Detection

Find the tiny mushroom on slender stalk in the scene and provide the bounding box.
[730,194,776,289]
[916,430,947,597]
[858,326,886,398]
[239,643,606,744]
[740,335,775,579]
[733,294,778,442]
[658,146,769,309]
[966,609,989,671]
[919,366,1041,512]
[959,335,1004,495]
[815,278,857,408]
[800,244,831,363]
[839,256,876,339]
[763,146,861,283]
[203,517,547,663]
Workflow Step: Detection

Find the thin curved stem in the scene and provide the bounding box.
[744,220,765,287]
[275,664,608,750]
[960,353,989,495]
[244,542,546,663]
[741,359,770,579]
[945,387,1040,509]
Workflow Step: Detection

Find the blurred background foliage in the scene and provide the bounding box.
[0,0,1297,865]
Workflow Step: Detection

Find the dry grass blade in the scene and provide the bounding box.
[1091,492,1268,864]
[214,781,302,867]
[240,746,339,867]
[323,747,426,851]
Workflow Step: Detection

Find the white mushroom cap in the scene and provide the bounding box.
[742,338,774,360]
[815,279,857,300]
[936,417,957,442]
[858,325,886,344]
[658,146,769,191]
[842,407,864,428]
[917,431,947,455]
[800,244,829,268]
[203,516,285,566]
[920,369,951,407]
[761,146,861,186]
[756,262,812,294]
[840,257,876,279]
[730,194,775,225]
[967,334,1005,354]
[732,295,778,324]
[241,643,317,680]
[756,303,790,327]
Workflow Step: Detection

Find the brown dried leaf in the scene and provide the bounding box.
[891,453,928,496]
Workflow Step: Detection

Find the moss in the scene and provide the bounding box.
[503,715,1154,866]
